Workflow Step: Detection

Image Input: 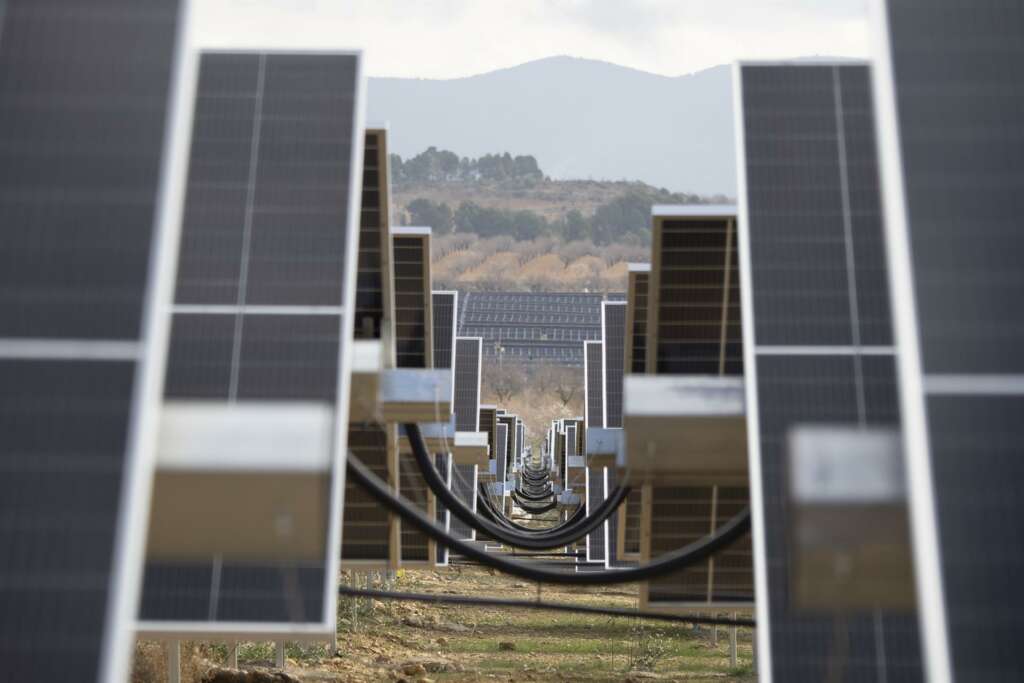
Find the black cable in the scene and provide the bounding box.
[346,451,751,585]
[405,424,627,549]
[511,492,558,514]
[475,485,581,534]
[337,587,755,627]
[514,486,554,502]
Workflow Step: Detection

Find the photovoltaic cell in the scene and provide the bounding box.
[602,303,626,428]
[874,4,1024,680]
[0,2,184,680]
[738,62,921,681]
[140,51,362,629]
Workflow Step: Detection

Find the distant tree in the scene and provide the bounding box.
[551,367,580,408]
[406,198,454,233]
[484,361,527,403]
[561,209,589,242]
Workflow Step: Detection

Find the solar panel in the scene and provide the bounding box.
[393,227,432,369]
[479,406,498,471]
[584,341,605,429]
[343,128,396,569]
[398,449,433,564]
[354,129,393,341]
[0,2,188,680]
[625,264,651,374]
[736,60,921,681]
[342,423,392,564]
[617,489,644,561]
[434,454,452,565]
[139,50,364,635]
[450,464,478,541]
[496,423,509,487]
[453,337,482,432]
[602,302,627,428]
[432,291,458,370]
[585,467,607,564]
[647,209,741,376]
[872,4,1024,680]
[497,414,517,482]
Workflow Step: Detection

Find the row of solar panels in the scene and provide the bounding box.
[0,5,504,679]
[570,14,1024,679]
[462,326,600,343]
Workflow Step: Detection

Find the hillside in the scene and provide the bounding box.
[369,56,737,196]
[431,234,645,293]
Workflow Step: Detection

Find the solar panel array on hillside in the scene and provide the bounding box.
[0,2,186,679]
[459,292,624,366]
[737,61,921,681]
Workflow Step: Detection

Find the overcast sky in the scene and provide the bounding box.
[193,0,870,79]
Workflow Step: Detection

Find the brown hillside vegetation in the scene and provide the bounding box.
[396,178,667,223]
[432,234,646,293]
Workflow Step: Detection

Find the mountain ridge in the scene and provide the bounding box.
[367,56,737,195]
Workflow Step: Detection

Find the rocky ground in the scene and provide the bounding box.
[133,567,756,683]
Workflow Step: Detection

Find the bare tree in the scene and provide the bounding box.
[483,361,527,404]
[550,366,581,408]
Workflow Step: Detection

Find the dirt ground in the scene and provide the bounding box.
[134,567,756,683]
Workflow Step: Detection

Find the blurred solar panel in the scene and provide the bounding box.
[737,61,921,681]
[602,302,626,428]
[453,337,482,432]
[873,4,1024,680]
[0,2,187,680]
[139,50,363,635]
[393,227,431,369]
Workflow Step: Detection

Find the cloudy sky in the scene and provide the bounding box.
[194,0,871,79]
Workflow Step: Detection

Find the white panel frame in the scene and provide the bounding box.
[869,2,954,680]
[731,59,775,682]
[101,2,198,680]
